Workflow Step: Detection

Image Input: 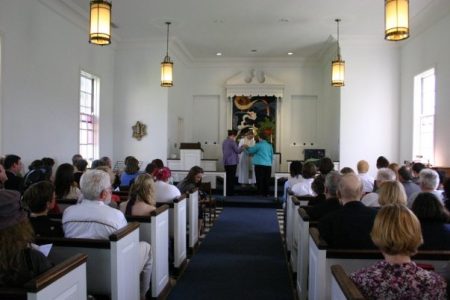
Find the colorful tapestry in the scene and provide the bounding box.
[232,95,277,148]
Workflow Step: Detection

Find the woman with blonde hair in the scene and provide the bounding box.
[120,174,156,216]
[378,180,407,206]
[350,204,447,299]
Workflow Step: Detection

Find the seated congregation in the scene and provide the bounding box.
[0,153,211,299]
[285,156,450,299]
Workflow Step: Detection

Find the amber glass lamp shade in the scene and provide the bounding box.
[385,0,409,41]
[161,57,173,87]
[331,59,345,87]
[89,0,111,45]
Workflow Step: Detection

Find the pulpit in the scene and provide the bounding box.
[179,142,203,170]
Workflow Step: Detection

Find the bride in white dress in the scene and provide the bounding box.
[237,128,256,184]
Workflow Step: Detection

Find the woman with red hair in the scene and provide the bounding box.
[154,167,181,203]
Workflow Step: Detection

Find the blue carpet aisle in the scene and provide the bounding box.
[168,206,294,300]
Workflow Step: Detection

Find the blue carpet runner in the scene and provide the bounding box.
[168,207,293,300]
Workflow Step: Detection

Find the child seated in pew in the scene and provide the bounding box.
[350,204,447,299]
[0,190,52,287]
[120,173,156,216]
[23,181,64,237]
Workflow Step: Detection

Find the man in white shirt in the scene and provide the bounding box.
[63,170,152,298]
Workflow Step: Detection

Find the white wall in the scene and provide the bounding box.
[400,12,450,166]
[168,60,340,171]
[113,42,168,168]
[0,1,115,169]
[339,39,400,175]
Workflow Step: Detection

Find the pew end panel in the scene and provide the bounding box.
[174,197,187,270]
[126,207,171,299]
[151,205,170,299]
[187,191,199,255]
[296,207,310,300]
[290,197,302,273]
[0,253,88,300]
[285,194,295,252]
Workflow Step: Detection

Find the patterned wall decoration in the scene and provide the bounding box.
[232,95,277,148]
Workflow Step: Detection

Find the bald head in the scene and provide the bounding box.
[338,173,363,204]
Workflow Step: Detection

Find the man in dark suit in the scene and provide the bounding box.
[307,171,342,221]
[318,173,377,249]
[4,154,24,193]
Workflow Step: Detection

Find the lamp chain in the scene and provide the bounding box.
[336,19,341,59]
[166,22,170,57]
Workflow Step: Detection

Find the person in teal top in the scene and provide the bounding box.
[245,135,273,197]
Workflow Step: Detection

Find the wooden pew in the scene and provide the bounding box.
[0,253,88,300]
[330,265,366,300]
[187,190,199,255]
[36,223,141,300]
[285,193,296,253]
[126,205,170,299]
[287,195,313,268]
[308,227,450,300]
[56,198,78,213]
[296,207,318,300]
[156,196,188,273]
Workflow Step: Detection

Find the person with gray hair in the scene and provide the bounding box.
[407,168,444,208]
[307,171,343,220]
[318,173,377,249]
[62,170,152,298]
[361,168,396,207]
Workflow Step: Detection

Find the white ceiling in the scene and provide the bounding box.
[65,0,447,60]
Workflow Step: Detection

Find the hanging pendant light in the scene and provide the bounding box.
[385,0,409,41]
[161,22,174,87]
[331,19,345,87]
[89,0,112,45]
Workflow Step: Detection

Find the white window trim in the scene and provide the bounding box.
[413,68,435,164]
[79,70,100,163]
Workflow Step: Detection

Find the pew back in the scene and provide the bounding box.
[308,227,450,300]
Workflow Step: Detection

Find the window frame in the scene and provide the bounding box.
[413,68,435,164]
[79,70,100,163]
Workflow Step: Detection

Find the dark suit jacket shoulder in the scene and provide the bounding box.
[318,201,377,249]
[29,216,64,237]
[307,197,342,221]
[4,170,24,192]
